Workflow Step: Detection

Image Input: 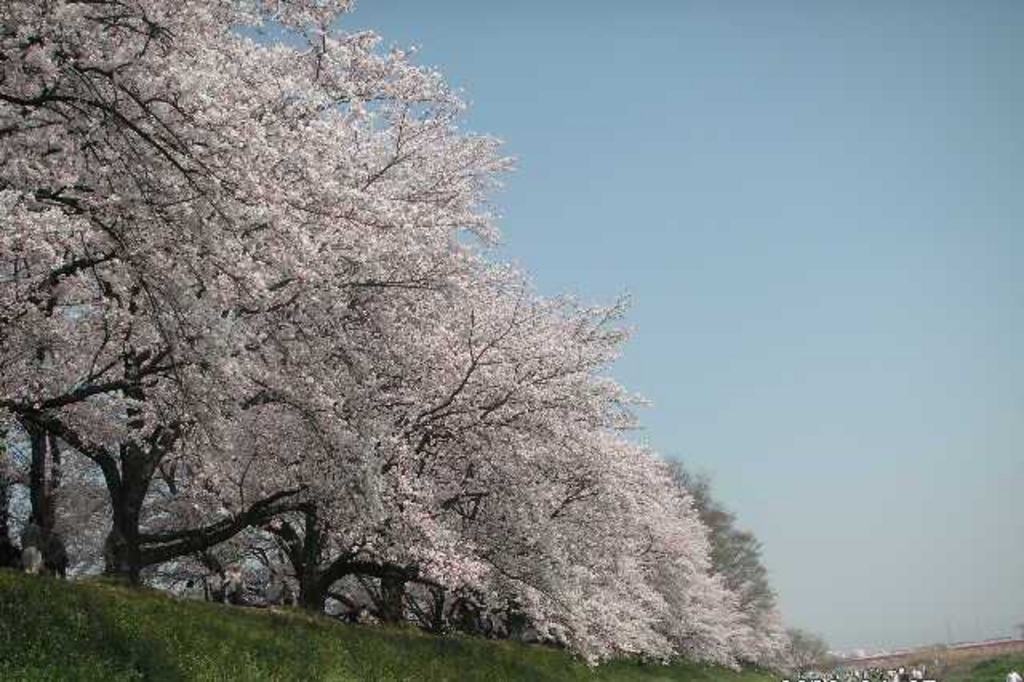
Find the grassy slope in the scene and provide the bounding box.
[944,654,1024,682]
[0,570,775,682]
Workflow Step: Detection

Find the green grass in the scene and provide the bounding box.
[944,653,1024,682]
[0,569,775,682]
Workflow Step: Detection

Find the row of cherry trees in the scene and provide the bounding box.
[0,0,786,665]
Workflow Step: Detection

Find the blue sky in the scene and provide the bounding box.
[344,0,1024,652]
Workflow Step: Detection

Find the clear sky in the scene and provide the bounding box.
[345,0,1024,653]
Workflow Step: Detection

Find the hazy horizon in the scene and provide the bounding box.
[347,0,1024,653]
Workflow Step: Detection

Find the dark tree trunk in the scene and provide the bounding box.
[268,506,327,612]
[299,573,325,610]
[104,502,142,583]
[101,357,158,583]
[506,601,528,640]
[105,495,142,582]
[296,508,327,611]
[379,573,406,624]
[428,586,447,633]
[0,428,18,568]
[45,434,61,533]
[21,424,67,576]
[102,442,157,584]
[26,421,48,529]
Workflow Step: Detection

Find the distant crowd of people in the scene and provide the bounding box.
[803,664,933,682]
[882,665,928,682]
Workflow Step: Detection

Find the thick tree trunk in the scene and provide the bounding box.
[21,424,67,576]
[102,360,157,583]
[104,498,143,583]
[45,435,61,533]
[298,572,327,612]
[428,586,446,633]
[0,480,10,545]
[296,509,327,611]
[379,573,406,624]
[268,506,328,612]
[26,421,48,529]
[0,490,14,568]
[0,428,18,568]
[506,601,528,640]
[102,442,156,584]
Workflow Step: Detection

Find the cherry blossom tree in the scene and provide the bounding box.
[1,0,787,666]
[251,265,750,662]
[666,462,788,666]
[0,0,506,581]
